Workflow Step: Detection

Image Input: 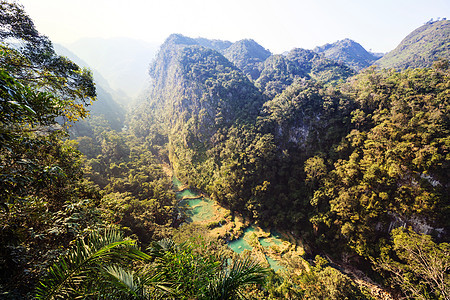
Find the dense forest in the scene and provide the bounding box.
[1,2,449,299]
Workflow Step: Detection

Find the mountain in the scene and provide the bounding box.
[222,39,272,80]
[256,48,355,97]
[376,19,450,69]
[54,44,125,133]
[194,37,232,52]
[67,37,159,98]
[132,34,266,187]
[144,35,272,82]
[314,38,378,71]
[148,33,263,128]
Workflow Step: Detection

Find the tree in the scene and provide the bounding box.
[204,256,268,300]
[377,228,450,300]
[0,0,95,122]
[0,2,99,296]
[304,156,326,188]
[0,1,97,209]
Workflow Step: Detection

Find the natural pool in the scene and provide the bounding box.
[228,226,255,253]
[259,230,283,247]
[180,197,216,223]
[227,225,285,271]
[174,177,218,223]
[173,176,183,190]
[173,176,285,271]
[266,255,283,272]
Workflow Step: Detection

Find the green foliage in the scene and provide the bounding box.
[262,255,372,299]
[0,1,95,122]
[148,238,221,299]
[3,16,448,297]
[312,65,450,258]
[205,256,268,300]
[139,34,450,298]
[0,3,102,297]
[35,228,152,300]
[222,39,271,80]
[256,48,355,98]
[78,129,177,245]
[377,228,450,300]
[376,20,450,70]
[38,230,268,300]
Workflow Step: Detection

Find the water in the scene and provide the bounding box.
[228,226,256,253]
[173,177,183,190]
[228,225,285,271]
[177,189,199,199]
[180,197,215,222]
[266,255,283,272]
[173,176,285,270]
[259,230,283,247]
[174,176,217,223]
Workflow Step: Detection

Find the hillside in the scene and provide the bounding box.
[314,38,379,71]
[256,48,355,97]
[376,19,450,69]
[54,44,126,133]
[131,34,449,299]
[133,34,265,187]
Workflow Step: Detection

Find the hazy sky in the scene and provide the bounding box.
[20,0,449,54]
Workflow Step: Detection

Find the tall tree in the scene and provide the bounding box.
[0,1,99,296]
[0,0,95,122]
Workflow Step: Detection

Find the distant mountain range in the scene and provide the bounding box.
[66,37,159,98]
[54,44,125,133]
[59,19,449,103]
[376,20,450,69]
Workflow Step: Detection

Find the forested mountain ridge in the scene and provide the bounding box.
[1,2,449,298]
[222,39,272,80]
[147,33,264,129]
[314,38,379,71]
[376,19,450,69]
[256,48,355,97]
[134,34,265,188]
[135,32,449,299]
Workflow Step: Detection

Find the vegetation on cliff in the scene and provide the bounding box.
[376,19,450,70]
[1,2,449,298]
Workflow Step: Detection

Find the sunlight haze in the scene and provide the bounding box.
[18,0,450,54]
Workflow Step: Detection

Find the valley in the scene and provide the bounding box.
[1,2,449,298]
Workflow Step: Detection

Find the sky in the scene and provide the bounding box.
[20,0,450,54]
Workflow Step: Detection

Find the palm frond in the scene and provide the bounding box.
[102,265,141,298]
[103,265,175,299]
[147,238,178,258]
[35,228,148,300]
[204,256,269,300]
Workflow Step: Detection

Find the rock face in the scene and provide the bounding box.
[314,38,379,71]
[148,34,263,136]
[376,20,450,70]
